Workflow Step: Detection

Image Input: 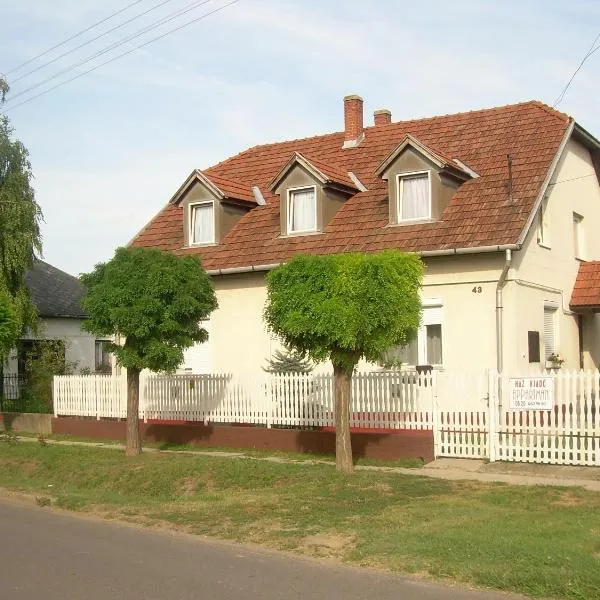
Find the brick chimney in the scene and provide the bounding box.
[374,109,392,126]
[343,95,364,149]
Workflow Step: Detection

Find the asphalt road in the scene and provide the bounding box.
[0,499,523,600]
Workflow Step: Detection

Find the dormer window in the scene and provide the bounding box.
[397,171,431,221]
[190,201,215,245]
[287,186,317,234]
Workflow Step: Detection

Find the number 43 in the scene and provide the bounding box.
[472,286,482,293]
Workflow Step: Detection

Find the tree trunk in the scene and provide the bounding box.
[333,363,353,473]
[125,367,141,457]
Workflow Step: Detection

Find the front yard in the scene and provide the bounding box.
[0,441,598,599]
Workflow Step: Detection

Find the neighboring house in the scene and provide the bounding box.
[3,261,111,376]
[131,95,600,374]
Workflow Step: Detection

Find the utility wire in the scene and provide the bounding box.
[4,0,242,113]
[10,0,178,85]
[5,0,213,106]
[553,31,600,107]
[5,0,148,75]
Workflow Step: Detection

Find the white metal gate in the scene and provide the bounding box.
[435,370,600,466]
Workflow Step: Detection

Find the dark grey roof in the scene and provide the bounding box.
[24,260,87,319]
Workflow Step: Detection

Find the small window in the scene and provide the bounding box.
[190,202,214,245]
[398,171,431,221]
[287,187,317,234]
[538,200,550,247]
[573,212,584,260]
[95,340,112,374]
[381,301,443,368]
[528,331,541,363]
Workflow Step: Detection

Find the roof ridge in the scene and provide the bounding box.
[363,100,570,132]
[206,100,569,173]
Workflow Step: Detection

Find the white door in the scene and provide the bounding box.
[179,321,212,374]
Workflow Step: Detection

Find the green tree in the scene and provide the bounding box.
[80,247,218,456]
[0,76,42,350]
[264,347,313,373]
[0,291,18,359]
[264,250,423,472]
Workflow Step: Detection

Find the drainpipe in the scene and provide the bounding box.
[496,249,512,373]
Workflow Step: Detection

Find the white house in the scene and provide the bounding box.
[3,261,111,377]
[130,96,600,375]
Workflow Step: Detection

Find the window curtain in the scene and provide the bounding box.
[192,204,214,243]
[401,174,429,220]
[426,324,443,365]
[290,189,316,232]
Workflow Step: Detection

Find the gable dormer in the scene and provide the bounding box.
[170,170,257,247]
[269,153,361,237]
[376,134,476,225]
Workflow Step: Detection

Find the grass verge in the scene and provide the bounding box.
[0,441,598,599]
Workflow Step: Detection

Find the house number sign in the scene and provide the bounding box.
[508,377,554,410]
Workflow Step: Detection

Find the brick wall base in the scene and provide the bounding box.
[51,418,434,463]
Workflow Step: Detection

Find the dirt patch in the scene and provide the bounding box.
[300,533,356,559]
[551,491,585,508]
[366,482,394,495]
[178,478,201,497]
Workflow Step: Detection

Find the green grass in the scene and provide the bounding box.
[0,442,599,599]
[14,432,424,468]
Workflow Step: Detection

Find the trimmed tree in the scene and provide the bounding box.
[80,247,217,456]
[264,250,423,472]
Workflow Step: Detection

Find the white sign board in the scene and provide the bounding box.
[508,377,554,411]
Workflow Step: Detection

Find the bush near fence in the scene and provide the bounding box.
[1,374,53,414]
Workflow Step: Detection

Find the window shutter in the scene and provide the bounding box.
[543,309,555,359]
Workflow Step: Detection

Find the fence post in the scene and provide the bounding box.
[265,373,272,429]
[487,369,498,462]
[431,371,440,458]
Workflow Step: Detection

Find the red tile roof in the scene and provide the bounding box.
[206,173,256,204]
[300,154,358,190]
[132,101,572,271]
[571,261,600,309]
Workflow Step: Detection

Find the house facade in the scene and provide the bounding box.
[3,261,111,377]
[131,96,600,375]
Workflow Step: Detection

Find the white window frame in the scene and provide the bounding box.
[573,212,585,260]
[189,201,215,246]
[286,185,317,235]
[397,170,432,222]
[537,199,550,248]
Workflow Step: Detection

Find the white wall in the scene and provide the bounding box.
[507,138,600,371]
[4,317,97,375]
[182,253,506,375]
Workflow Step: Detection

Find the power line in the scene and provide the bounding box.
[548,172,597,186]
[5,0,148,75]
[4,0,242,113]
[10,0,178,85]
[5,0,213,106]
[553,31,600,107]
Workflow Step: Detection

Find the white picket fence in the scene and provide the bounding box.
[52,369,600,467]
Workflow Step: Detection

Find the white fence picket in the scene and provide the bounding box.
[52,369,600,467]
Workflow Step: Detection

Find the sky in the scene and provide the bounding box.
[1,0,599,276]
